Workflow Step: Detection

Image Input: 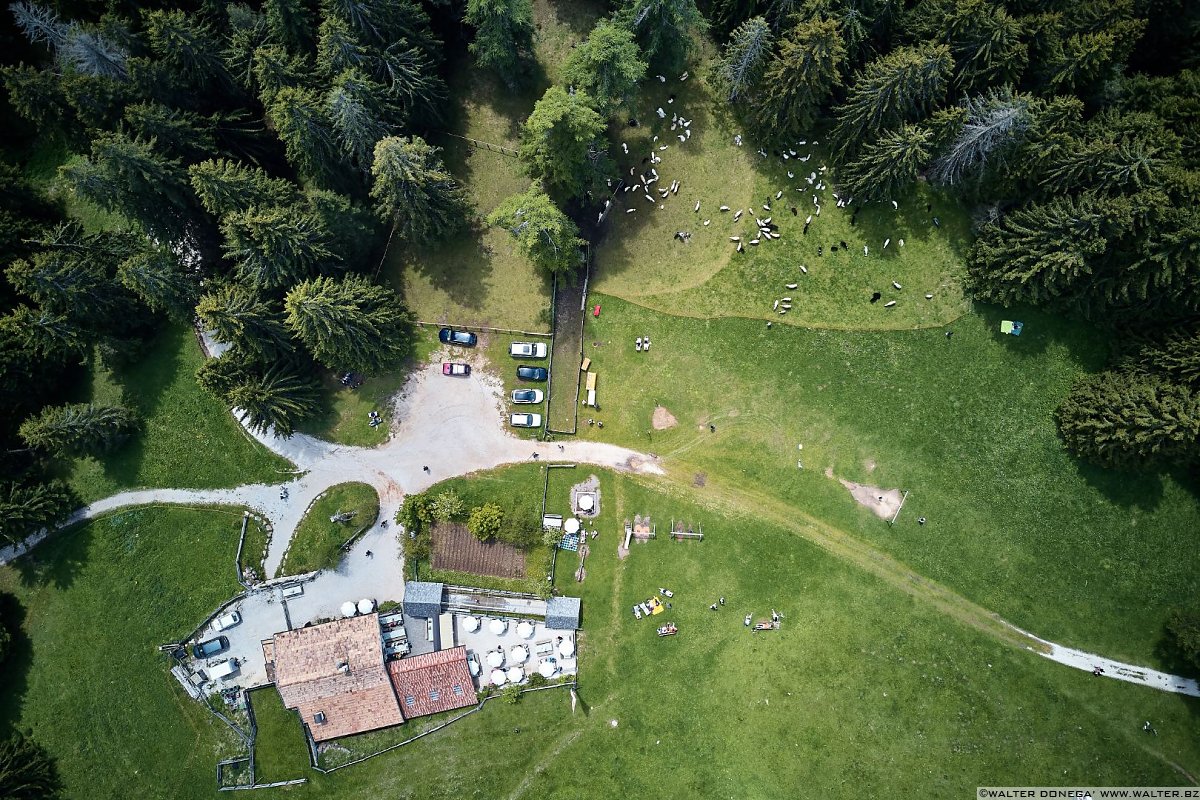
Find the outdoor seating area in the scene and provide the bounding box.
[466,615,577,687]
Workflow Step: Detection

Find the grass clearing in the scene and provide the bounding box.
[381,0,603,333]
[592,68,970,329]
[238,515,272,584]
[0,507,249,800]
[279,482,380,577]
[59,323,293,502]
[568,294,1200,664]
[250,688,311,783]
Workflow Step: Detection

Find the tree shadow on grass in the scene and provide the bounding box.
[1072,458,1166,512]
[0,592,32,737]
[973,302,1111,367]
[95,329,187,489]
[392,223,496,314]
[12,521,92,593]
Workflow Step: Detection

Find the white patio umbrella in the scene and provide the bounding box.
[489,618,508,635]
[357,598,375,614]
[516,621,534,639]
[463,615,480,633]
[538,659,557,678]
[578,495,594,512]
[340,601,358,618]
[490,669,507,686]
[564,518,580,534]
[486,650,504,668]
[506,666,525,684]
[558,638,576,657]
[508,645,528,664]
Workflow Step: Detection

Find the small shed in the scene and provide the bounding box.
[403,581,445,619]
[545,596,581,630]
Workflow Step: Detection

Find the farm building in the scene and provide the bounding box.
[403,581,445,619]
[545,597,581,630]
[388,646,478,719]
[268,613,404,742]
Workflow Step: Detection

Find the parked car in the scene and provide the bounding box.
[210,658,240,680]
[509,341,547,358]
[441,362,471,376]
[516,366,548,382]
[466,650,481,677]
[511,388,544,404]
[438,328,477,347]
[214,611,241,631]
[192,636,229,659]
[510,412,542,428]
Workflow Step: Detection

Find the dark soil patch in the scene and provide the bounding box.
[431,522,526,579]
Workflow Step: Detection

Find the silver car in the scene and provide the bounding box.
[510,413,542,428]
[510,341,548,358]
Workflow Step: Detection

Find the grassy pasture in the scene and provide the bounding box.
[279,482,380,577]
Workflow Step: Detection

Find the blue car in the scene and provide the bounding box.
[517,366,548,382]
[438,328,477,347]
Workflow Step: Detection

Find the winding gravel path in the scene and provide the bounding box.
[2,345,1194,698]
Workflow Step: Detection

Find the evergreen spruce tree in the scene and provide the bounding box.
[561,21,647,110]
[117,246,197,318]
[196,284,294,359]
[221,206,338,290]
[270,87,343,184]
[900,0,1027,92]
[326,69,393,169]
[252,45,308,107]
[0,733,64,799]
[830,44,953,161]
[753,17,846,139]
[228,364,321,435]
[838,124,932,200]
[60,133,194,242]
[19,402,140,458]
[264,0,313,52]
[122,103,216,163]
[615,0,708,66]
[189,159,298,217]
[370,136,472,243]
[0,305,87,358]
[714,17,773,104]
[0,481,77,547]
[930,88,1034,187]
[1056,371,1200,469]
[464,0,535,88]
[487,185,585,276]
[143,9,233,90]
[519,86,611,199]
[284,275,416,371]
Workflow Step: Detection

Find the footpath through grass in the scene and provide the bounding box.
[279,482,380,577]
[569,294,1200,664]
[60,323,293,502]
[3,479,1197,799]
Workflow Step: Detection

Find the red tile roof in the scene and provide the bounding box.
[388,646,478,719]
[272,614,404,741]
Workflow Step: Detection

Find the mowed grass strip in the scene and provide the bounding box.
[567,295,1200,663]
[0,507,249,800]
[60,323,293,502]
[279,483,379,577]
[592,65,970,329]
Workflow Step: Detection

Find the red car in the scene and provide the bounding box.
[441,362,471,376]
